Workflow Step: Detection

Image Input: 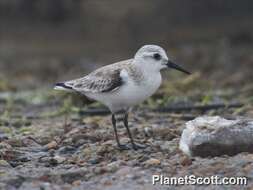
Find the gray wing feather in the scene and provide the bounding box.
[70,70,123,93]
[64,59,132,93]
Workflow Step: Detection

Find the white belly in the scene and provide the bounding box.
[85,73,162,113]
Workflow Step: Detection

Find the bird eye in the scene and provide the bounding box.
[153,53,161,60]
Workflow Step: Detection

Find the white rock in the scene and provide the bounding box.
[179,116,253,157]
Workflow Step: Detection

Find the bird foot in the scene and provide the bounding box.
[117,144,131,150]
[132,143,146,150]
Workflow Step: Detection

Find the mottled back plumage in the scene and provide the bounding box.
[60,59,135,93]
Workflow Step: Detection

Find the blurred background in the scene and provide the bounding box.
[0,2,253,189]
[0,0,253,90]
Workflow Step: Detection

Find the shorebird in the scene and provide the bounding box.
[54,45,190,150]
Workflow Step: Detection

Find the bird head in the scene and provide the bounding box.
[134,45,190,74]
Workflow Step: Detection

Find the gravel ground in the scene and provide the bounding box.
[0,41,253,189]
[0,102,252,190]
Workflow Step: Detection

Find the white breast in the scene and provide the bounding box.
[85,71,162,113]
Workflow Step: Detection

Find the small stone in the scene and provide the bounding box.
[115,166,133,177]
[65,128,80,138]
[39,156,51,163]
[106,161,121,172]
[0,134,8,141]
[6,138,23,147]
[144,158,161,167]
[103,140,114,146]
[159,140,178,153]
[103,179,112,186]
[89,158,100,165]
[21,137,41,147]
[144,127,152,137]
[52,155,66,164]
[61,137,72,145]
[94,167,106,174]
[180,155,192,166]
[0,142,12,149]
[72,180,81,186]
[58,146,76,155]
[44,141,58,150]
[120,137,130,144]
[0,160,11,168]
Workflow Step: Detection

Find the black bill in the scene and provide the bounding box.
[167,60,191,74]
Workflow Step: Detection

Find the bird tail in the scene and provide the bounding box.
[54,82,74,92]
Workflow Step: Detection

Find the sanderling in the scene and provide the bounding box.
[54,45,190,150]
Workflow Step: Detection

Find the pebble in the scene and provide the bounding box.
[52,155,66,164]
[144,158,161,167]
[44,140,58,150]
[72,180,81,186]
[180,155,192,166]
[94,167,106,175]
[115,166,133,177]
[160,139,178,153]
[89,158,100,165]
[0,134,8,141]
[0,160,11,168]
[106,161,121,173]
[58,146,76,155]
[0,142,12,149]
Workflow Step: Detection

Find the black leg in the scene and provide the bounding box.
[123,113,146,150]
[112,114,129,150]
[123,113,135,147]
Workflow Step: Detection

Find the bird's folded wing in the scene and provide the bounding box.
[64,67,126,93]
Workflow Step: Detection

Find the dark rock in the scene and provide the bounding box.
[59,168,89,183]
[0,134,8,141]
[89,158,101,165]
[58,146,77,155]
